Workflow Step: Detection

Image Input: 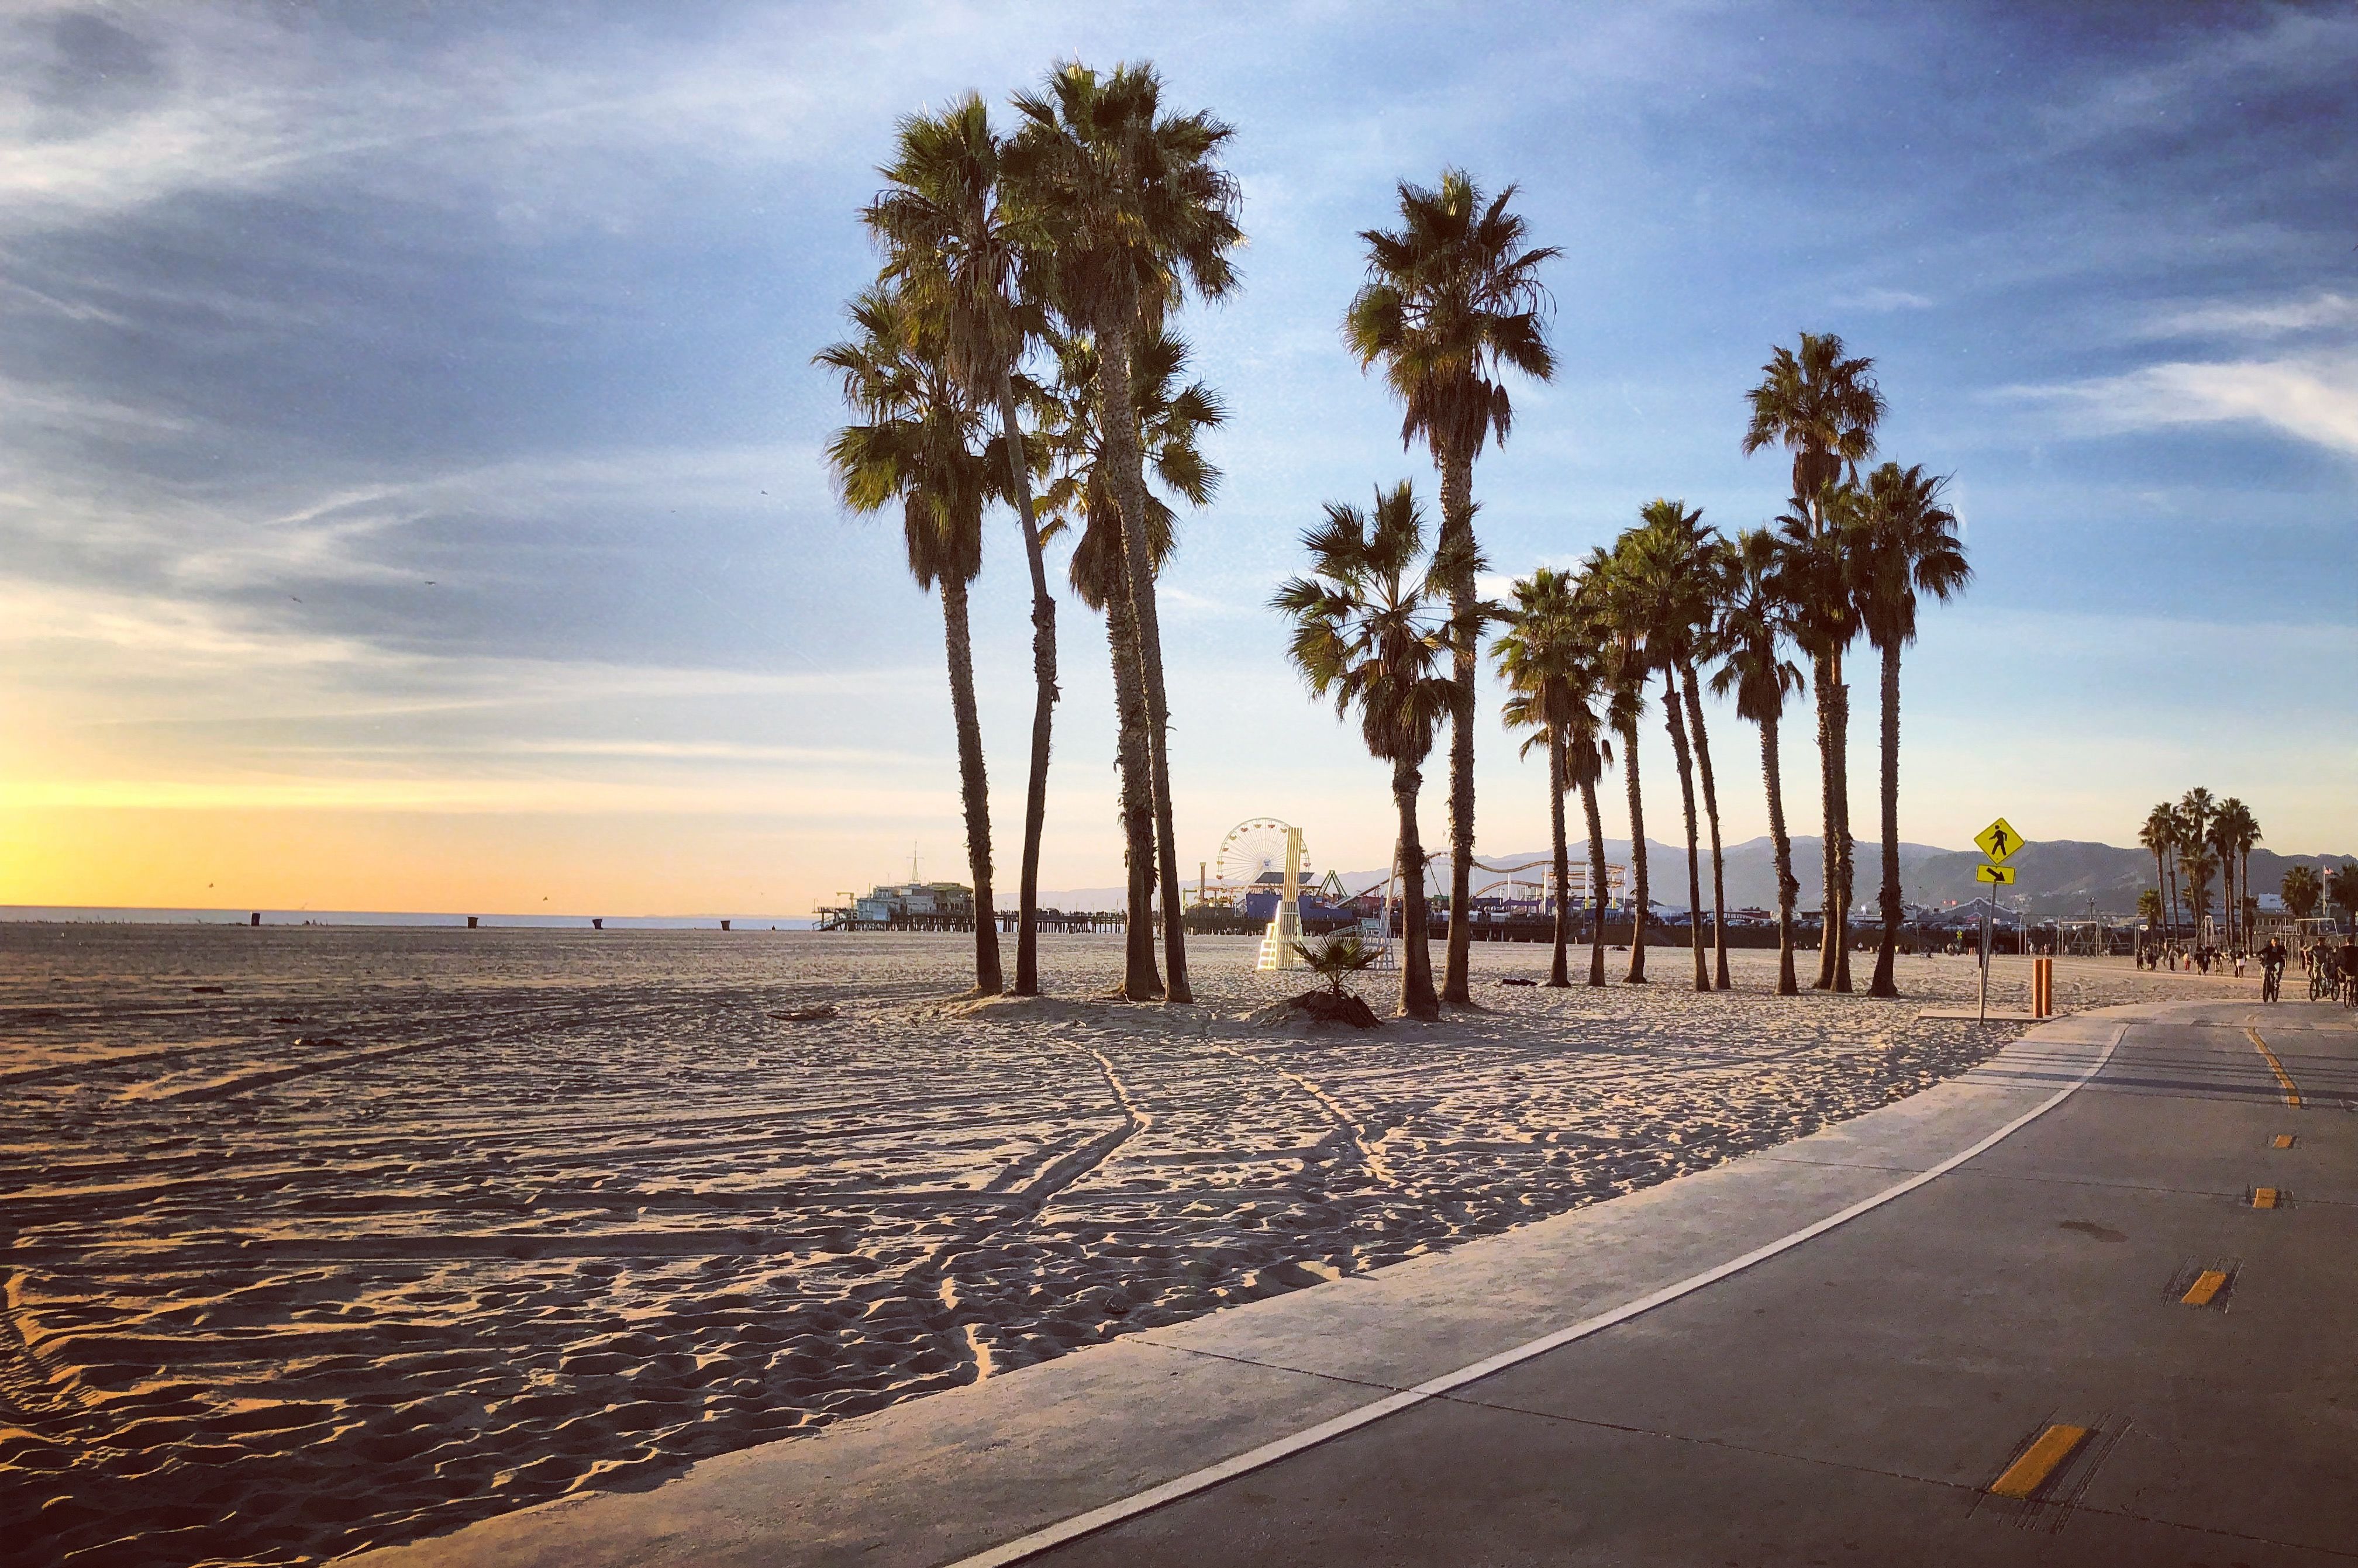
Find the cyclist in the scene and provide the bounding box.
[2260,937,2285,1004]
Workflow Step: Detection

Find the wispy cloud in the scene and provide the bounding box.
[1999,353,2358,457]
[2141,292,2358,341]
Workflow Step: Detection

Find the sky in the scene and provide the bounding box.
[1,0,2352,917]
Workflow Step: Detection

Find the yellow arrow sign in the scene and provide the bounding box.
[1975,817,2025,864]
[1977,864,2017,885]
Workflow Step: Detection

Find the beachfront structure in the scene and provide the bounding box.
[816,881,978,931]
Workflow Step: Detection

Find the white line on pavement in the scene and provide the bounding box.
[946,1022,2129,1568]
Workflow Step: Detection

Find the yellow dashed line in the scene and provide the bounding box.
[2247,1028,2301,1108]
[2251,1187,2280,1210]
[1991,1424,2091,1499]
[2180,1270,2229,1307]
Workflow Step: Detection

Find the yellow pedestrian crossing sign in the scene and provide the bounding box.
[1976,864,2017,885]
[1975,817,2024,864]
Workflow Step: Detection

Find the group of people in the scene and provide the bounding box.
[2296,935,2357,1006]
[2132,933,2358,1007]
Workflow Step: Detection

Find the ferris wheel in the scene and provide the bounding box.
[1214,818,1309,897]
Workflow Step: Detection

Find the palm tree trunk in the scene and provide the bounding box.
[940,576,1002,995]
[1581,779,1608,987]
[1395,755,1439,1020]
[1104,592,1161,999]
[2241,847,2253,945]
[1547,727,1570,987]
[1869,639,1902,997]
[1096,297,1191,1003]
[1680,662,1730,990]
[1437,443,1478,1006]
[1621,717,1648,983]
[1663,671,1708,992]
[1811,652,1839,989]
[1761,709,1798,996]
[995,375,1057,997]
[1829,647,1855,993]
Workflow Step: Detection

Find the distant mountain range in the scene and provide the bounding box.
[1031,836,2357,918]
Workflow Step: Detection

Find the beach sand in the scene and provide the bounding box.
[0,925,2228,1566]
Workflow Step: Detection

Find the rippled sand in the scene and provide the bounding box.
[0,925,2225,1566]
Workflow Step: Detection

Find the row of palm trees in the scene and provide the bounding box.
[1313,173,1969,1013]
[1281,425,1969,1017]
[2138,790,2263,943]
[823,65,1971,1013]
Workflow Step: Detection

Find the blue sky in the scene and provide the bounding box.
[1,1,2352,914]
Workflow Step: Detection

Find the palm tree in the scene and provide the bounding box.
[1345,170,1559,1006]
[1576,547,1652,982]
[817,285,1003,993]
[2233,804,2263,942]
[1618,502,1720,992]
[1742,334,1884,989]
[2211,798,2259,947]
[1007,60,1243,1005]
[1036,327,1224,999]
[2138,805,2177,937]
[2280,864,2322,922]
[865,94,1060,994]
[1772,482,1866,989]
[1712,529,1807,994]
[1496,567,1608,988]
[2329,862,2358,934]
[2178,788,2216,935]
[1853,462,1971,997]
[1274,482,1468,1019]
[2181,842,2218,935]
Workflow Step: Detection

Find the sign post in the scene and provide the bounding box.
[1973,818,2025,1023]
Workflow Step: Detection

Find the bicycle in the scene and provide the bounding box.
[2262,964,2281,1004]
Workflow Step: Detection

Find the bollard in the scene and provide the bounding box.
[2031,956,2054,1017]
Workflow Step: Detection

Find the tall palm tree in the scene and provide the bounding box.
[817,285,1003,993]
[1576,547,1652,982]
[865,94,1059,994]
[2181,842,2218,935]
[1274,482,1467,1020]
[1036,327,1224,999]
[1742,334,1884,989]
[2227,802,2262,944]
[1345,170,1559,1006]
[1773,482,1865,989]
[2178,788,2216,935]
[1712,528,1807,994]
[1007,60,1243,1005]
[1853,462,1971,997]
[1495,567,1608,988]
[2138,804,2176,937]
[2207,807,2235,947]
[1618,502,1719,992]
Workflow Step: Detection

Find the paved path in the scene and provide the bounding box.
[363,997,2357,1568]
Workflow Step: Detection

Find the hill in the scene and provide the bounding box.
[1031,838,2355,919]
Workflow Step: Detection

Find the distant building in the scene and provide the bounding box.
[853,882,974,924]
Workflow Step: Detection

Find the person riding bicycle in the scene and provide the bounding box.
[2260,937,2286,1003]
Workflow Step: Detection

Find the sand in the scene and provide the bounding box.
[0,924,2230,1567]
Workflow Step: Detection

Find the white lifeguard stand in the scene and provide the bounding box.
[1253,824,1308,971]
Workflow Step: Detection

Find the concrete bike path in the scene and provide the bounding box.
[361,999,2355,1568]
